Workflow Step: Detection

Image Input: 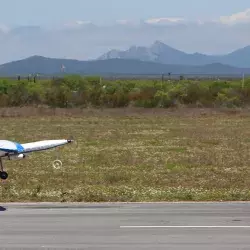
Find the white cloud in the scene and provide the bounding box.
[116,20,131,25]
[63,20,92,28]
[60,9,250,28]
[145,17,185,24]
[138,9,250,26]
[0,24,9,33]
[219,9,250,24]
[114,20,141,26]
[75,20,91,25]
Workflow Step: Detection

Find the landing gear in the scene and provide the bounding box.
[0,171,8,180]
[0,158,8,180]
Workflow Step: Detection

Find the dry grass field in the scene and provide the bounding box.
[0,107,250,202]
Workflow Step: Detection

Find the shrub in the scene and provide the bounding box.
[0,75,249,109]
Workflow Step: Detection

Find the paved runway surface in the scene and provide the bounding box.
[1,202,250,249]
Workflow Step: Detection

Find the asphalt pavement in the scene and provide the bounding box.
[0,202,250,249]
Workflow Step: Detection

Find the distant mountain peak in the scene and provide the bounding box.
[152,40,165,46]
[150,41,183,53]
[97,41,250,68]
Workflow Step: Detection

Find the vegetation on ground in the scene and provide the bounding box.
[0,75,249,109]
[0,108,250,202]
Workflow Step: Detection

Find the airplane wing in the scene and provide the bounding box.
[20,139,72,153]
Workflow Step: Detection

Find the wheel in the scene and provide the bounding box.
[53,160,62,170]
[0,171,8,180]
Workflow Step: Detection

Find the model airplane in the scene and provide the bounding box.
[0,138,73,180]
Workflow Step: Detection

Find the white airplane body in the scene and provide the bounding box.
[0,139,73,179]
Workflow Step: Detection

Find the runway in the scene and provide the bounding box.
[1,202,250,249]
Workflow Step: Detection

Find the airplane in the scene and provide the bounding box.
[0,138,73,180]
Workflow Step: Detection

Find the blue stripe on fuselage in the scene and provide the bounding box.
[0,148,17,153]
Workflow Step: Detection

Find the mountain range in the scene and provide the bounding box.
[0,9,250,64]
[0,55,250,77]
[98,41,250,68]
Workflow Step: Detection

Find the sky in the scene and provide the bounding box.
[1,0,250,26]
[0,0,250,64]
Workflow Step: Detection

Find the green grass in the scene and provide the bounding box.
[1,107,250,202]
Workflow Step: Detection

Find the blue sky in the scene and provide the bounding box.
[1,0,250,26]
